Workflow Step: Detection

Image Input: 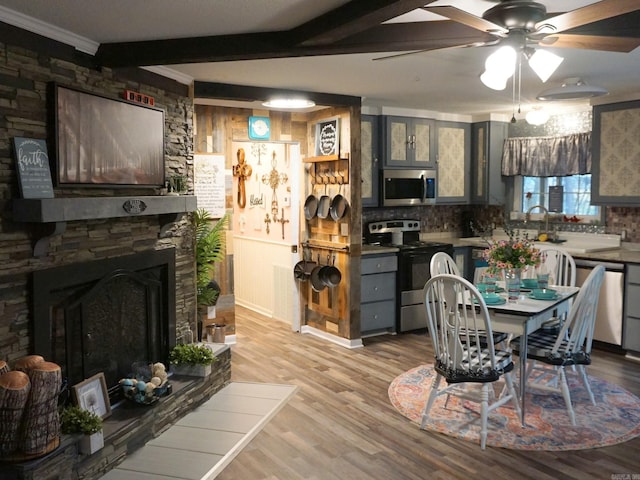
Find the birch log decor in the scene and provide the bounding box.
[0,370,31,456]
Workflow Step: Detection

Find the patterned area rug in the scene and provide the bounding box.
[389,364,640,450]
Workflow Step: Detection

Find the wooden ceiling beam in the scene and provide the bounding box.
[96,21,490,68]
[287,0,437,47]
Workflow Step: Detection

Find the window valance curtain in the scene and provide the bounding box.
[501,132,591,177]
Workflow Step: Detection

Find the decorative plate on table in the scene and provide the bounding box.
[528,292,560,301]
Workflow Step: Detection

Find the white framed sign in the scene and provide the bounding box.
[194,154,226,217]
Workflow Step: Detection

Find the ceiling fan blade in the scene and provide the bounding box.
[423,6,507,35]
[536,0,640,34]
[373,49,436,61]
[539,34,640,53]
[372,38,498,61]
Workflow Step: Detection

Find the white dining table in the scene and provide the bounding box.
[481,285,580,426]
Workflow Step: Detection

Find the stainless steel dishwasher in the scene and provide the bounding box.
[574,259,625,346]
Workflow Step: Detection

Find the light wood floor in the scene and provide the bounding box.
[219,306,640,480]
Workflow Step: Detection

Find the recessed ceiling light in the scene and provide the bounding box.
[537,77,608,101]
[262,98,316,109]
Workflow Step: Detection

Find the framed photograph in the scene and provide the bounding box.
[49,83,165,188]
[72,373,111,419]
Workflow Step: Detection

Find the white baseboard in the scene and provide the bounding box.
[301,325,363,349]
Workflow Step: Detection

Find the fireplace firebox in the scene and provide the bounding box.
[32,248,176,404]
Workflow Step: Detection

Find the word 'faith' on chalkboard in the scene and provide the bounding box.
[13,137,54,199]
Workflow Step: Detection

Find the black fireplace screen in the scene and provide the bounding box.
[33,249,176,404]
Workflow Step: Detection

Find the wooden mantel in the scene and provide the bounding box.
[12,195,197,256]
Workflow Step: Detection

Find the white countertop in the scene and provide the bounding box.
[439,229,621,255]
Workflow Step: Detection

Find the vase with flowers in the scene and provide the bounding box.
[482,226,542,281]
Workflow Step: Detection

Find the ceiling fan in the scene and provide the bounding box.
[375,0,640,61]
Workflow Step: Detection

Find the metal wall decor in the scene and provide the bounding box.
[261,150,289,224]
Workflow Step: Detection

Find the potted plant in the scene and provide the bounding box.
[169,343,217,377]
[60,405,104,455]
[194,209,228,340]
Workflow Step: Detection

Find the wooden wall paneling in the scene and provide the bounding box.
[347,107,362,339]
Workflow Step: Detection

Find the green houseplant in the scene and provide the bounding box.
[169,343,217,377]
[194,209,228,341]
[60,405,104,454]
[194,209,228,308]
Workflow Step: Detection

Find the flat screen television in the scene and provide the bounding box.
[49,83,165,187]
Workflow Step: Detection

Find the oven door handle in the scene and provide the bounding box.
[420,174,427,203]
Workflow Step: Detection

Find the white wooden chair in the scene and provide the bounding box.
[429,251,460,277]
[430,252,508,349]
[537,245,577,333]
[421,274,521,449]
[510,265,605,425]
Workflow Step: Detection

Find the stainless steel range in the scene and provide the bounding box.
[365,219,454,332]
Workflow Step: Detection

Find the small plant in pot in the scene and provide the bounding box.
[60,405,104,455]
[169,343,217,377]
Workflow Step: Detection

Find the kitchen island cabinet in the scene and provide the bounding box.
[382,116,435,168]
[361,252,397,335]
[592,100,640,206]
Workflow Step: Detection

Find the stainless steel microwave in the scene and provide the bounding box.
[381,169,436,207]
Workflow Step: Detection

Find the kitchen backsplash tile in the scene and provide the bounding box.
[363,204,640,243]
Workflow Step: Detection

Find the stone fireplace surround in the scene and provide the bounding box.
[0,195,233,479]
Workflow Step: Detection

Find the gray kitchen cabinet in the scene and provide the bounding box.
[470,121,508,205]
[592,100,640,206]
[362,115,380,207]
[382,116,435,168]
[624,264,640,352]
[361,253,397,335]
[436,120,470,204]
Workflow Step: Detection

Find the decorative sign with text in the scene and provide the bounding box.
[549,185,564,213]
[13,137,54,198]
[194,154,226,218]
[314,117,339,156]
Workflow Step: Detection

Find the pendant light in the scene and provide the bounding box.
[525,107,550,125]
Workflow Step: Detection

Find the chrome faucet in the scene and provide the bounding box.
[525,204,549,236]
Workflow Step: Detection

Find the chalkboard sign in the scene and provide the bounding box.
[13,137,54,198]
[549,185,564,213]
[314,117,339,156]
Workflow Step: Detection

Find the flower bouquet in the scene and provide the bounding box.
[482,227,541,274]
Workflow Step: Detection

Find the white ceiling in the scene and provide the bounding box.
[0,0,638,120]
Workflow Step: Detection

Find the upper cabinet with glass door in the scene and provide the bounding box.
[382,116,435,168]
[470,121,508,205]
[592,100,640,206]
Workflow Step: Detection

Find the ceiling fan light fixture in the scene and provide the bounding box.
[480,70,508,90]
[536,77,608,101]
[484,45,517,78]
[527,49,564,83]
[262,98,316,109]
